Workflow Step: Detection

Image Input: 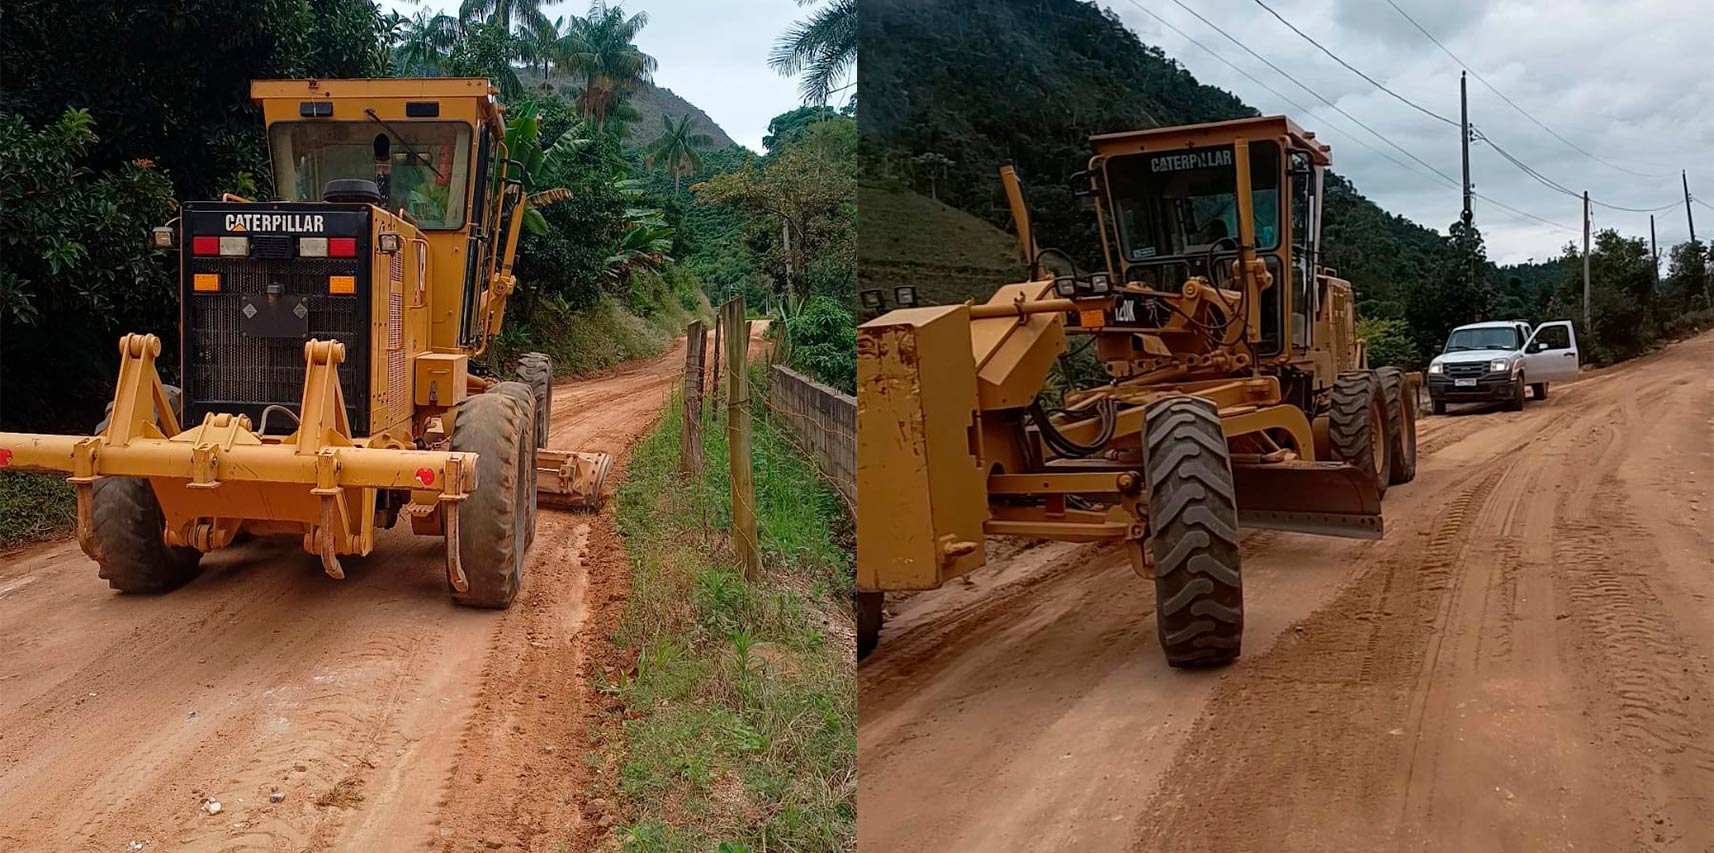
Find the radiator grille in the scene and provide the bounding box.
[185,256,368,429]
[1442,362,1489,379]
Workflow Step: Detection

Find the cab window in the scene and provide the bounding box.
[1107,142,1282,262]
[1444,326,1523,352]
[268,121,473,229]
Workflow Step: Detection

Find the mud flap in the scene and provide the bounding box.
[537,449,612,510]
[1231,461,1384,540]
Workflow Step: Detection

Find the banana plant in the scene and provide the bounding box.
[500,103,592,235]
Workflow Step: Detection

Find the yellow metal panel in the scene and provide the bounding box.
[971,281,1066,411]
[857,306,988,591]
[414,352,468,408]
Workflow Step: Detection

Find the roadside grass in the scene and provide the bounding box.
[489,266,711,378]
[0,470,75,550]
[609,376,855,852]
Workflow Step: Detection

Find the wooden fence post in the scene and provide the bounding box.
[723,298,760,579]
[709,311,723,411]
[680,320,706,475]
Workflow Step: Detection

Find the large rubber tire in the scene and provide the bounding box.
[1329,370,1392,499]
[856,591,884,661]
[517,353,552,451]
[1508,376,1526,411]
[1377,367,1417,485]
[449,389,531,608]
[1530,382,1547,401]
[91,385,203,593]
[1144,395,1243,668]
[491,381,539,550]
[1431,397,1447,416]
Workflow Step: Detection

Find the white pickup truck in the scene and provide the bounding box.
[1425,319,1579,414]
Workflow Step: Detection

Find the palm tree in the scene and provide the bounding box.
[395,11,462,76]
[458,0,550,35]
[644,115,713,197]
[519,15,563,79]
[556,2,658,132]
[770,0,856,105]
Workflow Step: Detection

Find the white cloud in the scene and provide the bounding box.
[1107,0,1714,263]
[379,0,824,151]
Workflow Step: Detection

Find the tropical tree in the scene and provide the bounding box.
[501,103,595,235]
[519,14,563,79]
[556,1,657,131]
[458,0,549,35]
[644,115,712,197]
[393,10,461,75]
[770,0,856,105]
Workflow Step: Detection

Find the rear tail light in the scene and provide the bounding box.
[218,236,249,256]
[192,236,219,256]
[328,237,357,258]
[298,237,328,257]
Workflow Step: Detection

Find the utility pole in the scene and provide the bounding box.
[1460,72,1472,226]
[1686,170,1698,244]
[1582,190,1591,332]
[1650,215,1659,285]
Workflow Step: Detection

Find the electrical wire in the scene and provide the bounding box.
[1474,128,1686,213]
[1247,0,1458,128]
[1380,0,1670,180]
[1031,397,1120,458]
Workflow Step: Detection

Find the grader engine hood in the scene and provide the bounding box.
[179,202,375,433]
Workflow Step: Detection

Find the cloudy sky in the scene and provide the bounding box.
[380,0,818,151]
[1103,0,1714,263]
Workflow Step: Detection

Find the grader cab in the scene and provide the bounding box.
[0,78,608,607]
[856,116,1418,664]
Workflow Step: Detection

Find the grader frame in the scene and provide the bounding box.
[857,116,1416,664]
[0,78,607,606]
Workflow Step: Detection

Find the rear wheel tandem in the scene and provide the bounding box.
[1376,367,1417,485]
[449,386,532,608]
[1329,370,1393,499]
[90,385,203,593]
[1143,395,1243,667]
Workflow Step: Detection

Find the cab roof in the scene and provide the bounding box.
[1454,320,1529,330]
[1089,115,1332,166]
[251,78,505,138]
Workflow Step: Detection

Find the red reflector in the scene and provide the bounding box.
[415,467,436,487]
[192,236,219,255]
[328,237,357,258]
[0,448,11,467]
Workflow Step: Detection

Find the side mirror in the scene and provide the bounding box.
[1528,341,1546,353]
[1066,170,1098,199]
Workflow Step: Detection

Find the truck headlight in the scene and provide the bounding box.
[1428,362,1443,375]
[1490,359,1509,373]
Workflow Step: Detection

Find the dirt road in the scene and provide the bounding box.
[859,332,1714,852]
[0,341,691,853]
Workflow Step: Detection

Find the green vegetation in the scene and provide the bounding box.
[861,0,1712,370]
[0,471,76,549]
[858,181,1025,307]
[611,381,854,852]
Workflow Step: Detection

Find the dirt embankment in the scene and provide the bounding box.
[0,341,692,852]
[859,333,1714,852]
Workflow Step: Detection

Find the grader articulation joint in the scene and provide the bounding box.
[0,78,610,606]
[857,116,1419,664]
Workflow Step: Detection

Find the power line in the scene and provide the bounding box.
[1247,0,1458,128]
[1380,0,1669,180]
[1134,0,1577,234]
[1474,128,1686,213]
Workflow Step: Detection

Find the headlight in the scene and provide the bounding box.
[1428,362,1443,375]
[1490,359,1509,373]
[1054,276,1077,297]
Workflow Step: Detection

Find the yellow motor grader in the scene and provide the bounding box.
[856,116,1418,665]
[0,78,608,607]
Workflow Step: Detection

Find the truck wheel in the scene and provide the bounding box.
[491,381,539,550]
[449,388,531,608]
[1376,368,1417,485]
[1508,377,1526,411]
[1431,397,1447,416]
[1329,371,1392,498]
[1531,382,1548,401]
[517,353,552,450]
[91,385,202,592]
[1144,395,1242,667]
[856,591,884,660]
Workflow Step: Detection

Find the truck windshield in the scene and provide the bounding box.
[1444,326,1522,352]
[1106,142,1281,262]
[268,121,472,229]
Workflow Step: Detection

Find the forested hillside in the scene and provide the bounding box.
[860,0,1710,367]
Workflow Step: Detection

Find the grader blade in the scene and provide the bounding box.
[1230,461,1384,540]
[537,449,612,510]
